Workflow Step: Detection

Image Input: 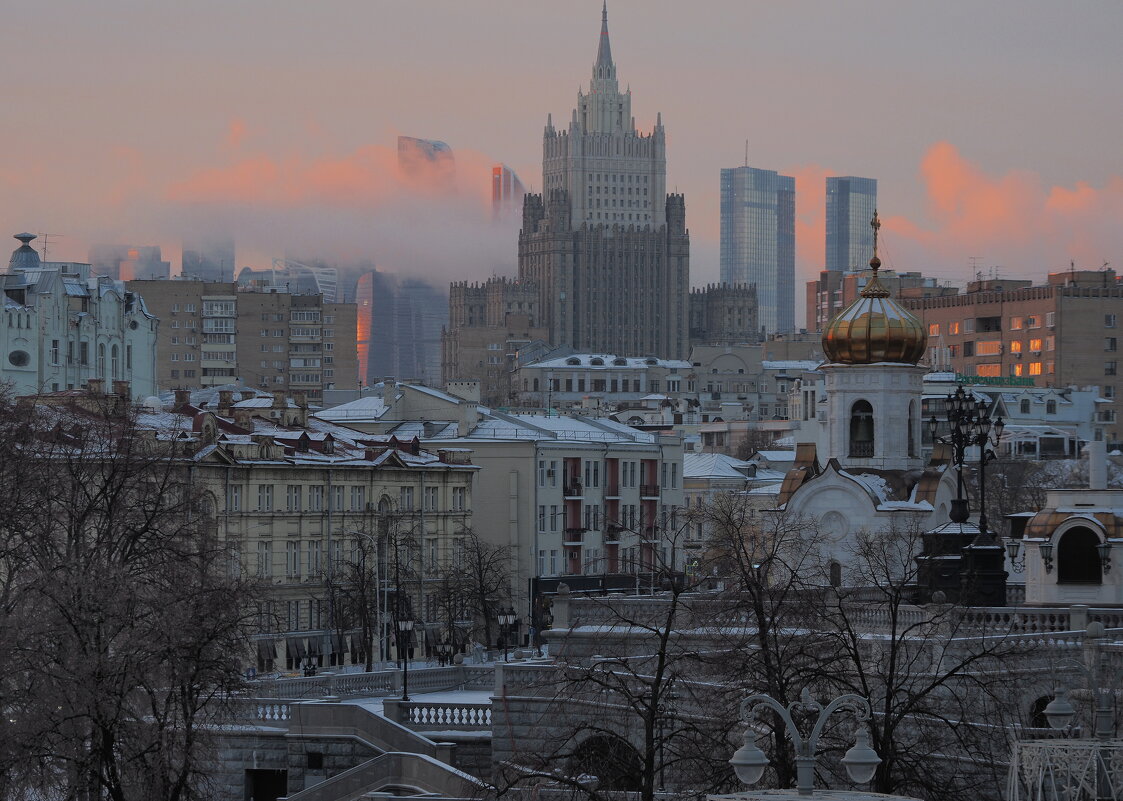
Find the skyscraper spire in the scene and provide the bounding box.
[596,1,613,69]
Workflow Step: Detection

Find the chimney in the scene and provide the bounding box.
[292,391,307,408]
[112,380,131,398]
[217,390,234,415]
[1088,439,1107,491]
[174,389,191,407]
[233,409,254,431]
[272,390,287,410]
[86,378,104,395]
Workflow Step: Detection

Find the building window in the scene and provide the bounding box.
[1009,341,1023,354]
[977,363,1001,377]
[286,485,302,512]
[307,540,322,577]
[452,486,467,511]
[977,340,1002,356]
[286,541,301,580]
[550,505,559,532]
[257,541,273,578]
[1020,399,1031,415]
[1011,363,1024,377]
[399,486,414,511]
[1026,315,1040,329]
[928,323,940,336]
[1029,338,1043,352]
[1009,317,1023,330]
[1046,400,1057,414]
[1107,314,1117,328]
[1106,338,1118,352]
[258,485,274,511]
[50,339,59,365]
[538,505,546,532]
[309,485,324,511]
[424,486,438,511]
[1029,362,1042,376]
[350,486,366,511]
[227,485,242,512]
[1106,361,1118,377]
[1046,336,1055,351]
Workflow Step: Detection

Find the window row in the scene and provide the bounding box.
[227,484,464,513]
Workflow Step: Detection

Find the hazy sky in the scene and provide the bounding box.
[3,1,1122,324]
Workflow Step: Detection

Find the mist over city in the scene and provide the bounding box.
[0,3,1121,801]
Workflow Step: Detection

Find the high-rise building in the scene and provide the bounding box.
[398,136,456,191]
[719,166,795,334]
[89,244,171,281]
[688,284,760,346]
[237,258,340,302]
[516,4,689,358]
[825,176,878,273]
[492,164,526,220]
[181,236,235,282]
[355,271,447,387]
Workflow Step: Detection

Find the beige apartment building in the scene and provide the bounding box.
[126,279,357,404]
[806,267,958,332]
[899,270,1123,444]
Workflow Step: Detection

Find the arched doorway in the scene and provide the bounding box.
[568,734,643,791]
[1056,526,1102,584]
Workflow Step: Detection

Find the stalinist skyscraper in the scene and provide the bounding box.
[517,3,689,358]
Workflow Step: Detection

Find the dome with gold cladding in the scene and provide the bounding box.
[821,213,928,365]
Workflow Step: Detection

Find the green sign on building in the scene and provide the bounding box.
[955,373,1036,387]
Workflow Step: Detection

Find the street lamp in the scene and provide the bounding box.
[927,385,1005,534]
[730,688,880,796]
[396,616,414,702]
[498,607,517,662]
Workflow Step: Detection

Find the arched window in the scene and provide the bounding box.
[533,378,539,392]
[908,400,917,458]
[849,400,874,458]
[1057,526,1103,584]
[97,343,106,378]
[829,560,843,587]
[111,345,119,378]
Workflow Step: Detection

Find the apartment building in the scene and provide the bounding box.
[27,383,475,672]
[900,270,1123,445]
[806,267,958,332]
[317,382,687,628]
[126,279,358,404]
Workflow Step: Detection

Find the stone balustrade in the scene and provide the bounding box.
[384,698,493,729]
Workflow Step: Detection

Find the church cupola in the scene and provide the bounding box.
[822,213,928,366]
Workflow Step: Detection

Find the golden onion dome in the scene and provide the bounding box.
[822,212,928,365]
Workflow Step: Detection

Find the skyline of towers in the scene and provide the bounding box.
[719,165,795,334]
[826,175,878,272]
[182,236,235,282]
[516,3,690,358]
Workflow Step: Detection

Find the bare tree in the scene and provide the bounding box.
[0,393,259,801]
[453,529,511,647]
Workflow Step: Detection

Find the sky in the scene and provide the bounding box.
[2,1,1122,326]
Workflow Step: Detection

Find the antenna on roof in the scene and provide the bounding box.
[38,232,63,262]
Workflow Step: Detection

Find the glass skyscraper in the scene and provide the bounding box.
[719,166,795,334]
[825,176,878,272]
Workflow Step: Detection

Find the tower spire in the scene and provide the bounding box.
[596,1,613,68]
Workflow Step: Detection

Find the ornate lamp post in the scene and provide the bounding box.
[926,385,1006,605]
[396,616,414,701]
[729,688,880,796]
[498,607,517,662]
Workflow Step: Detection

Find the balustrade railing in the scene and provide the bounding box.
[247,664,494,700]
[384,698,492,729]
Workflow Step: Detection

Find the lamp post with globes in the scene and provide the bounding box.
[729,688,881,797]
[396,616,414,702]
[927,385,1007,605]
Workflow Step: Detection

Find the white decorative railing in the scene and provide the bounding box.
[383,699,493,729]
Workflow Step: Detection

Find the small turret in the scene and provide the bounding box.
[9,233,40,272]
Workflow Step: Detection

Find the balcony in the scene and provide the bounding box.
[849,442,874,458]
[640,484,660,499]
[564,527,586,546]
[564,481,583,499]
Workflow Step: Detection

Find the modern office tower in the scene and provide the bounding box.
[237,258,340,302]
[354,271,447,387]
[825,176,878,272]
[89,244,171,281]
[515,4,690,358]
[719,166,795,335]
[398,136,456,190]
[492,164,526,220]
[181,236,235,282]
[125,279,357,404]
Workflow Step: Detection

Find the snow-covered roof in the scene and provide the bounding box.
[761,360,820,371]
[316,395,392,421]
[684,453,753,480]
